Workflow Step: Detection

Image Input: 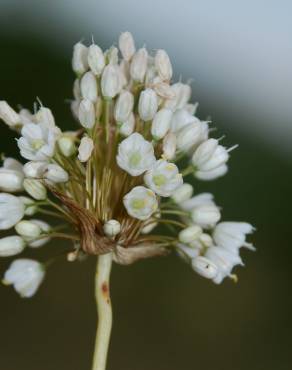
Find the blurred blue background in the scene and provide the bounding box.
[0,1,291,370]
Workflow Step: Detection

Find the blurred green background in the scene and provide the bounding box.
[0,1,292,370]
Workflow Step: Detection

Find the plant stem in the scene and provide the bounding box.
[92,253,113,370]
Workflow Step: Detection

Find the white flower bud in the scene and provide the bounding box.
[3,259,45,298]
[28,219,51,248]
[196,164,228,181]
[78,136,94,162]
[19,196,37,216]
[78,99,96,128]
[0,101,20,127]
[101,65,121,98]
[176,122,204,151]
[179,225,202,244]
[23,179,47,200]
[119,112,135,136]
[80,71,98,102]
[213,222,255,252]
[191,256,218,279]
[103,219,121,237]
[164,83,191,110]
[0,236,26,257]
[130,48,148,82]
[170,109,199,133]
[176,243,200,261]
[171,183,193,203]
[151,108,172,140]
[34,107,55,127]
[162,132,176,160]
[23,161,47,178]
[88,44,105,76]
[155,49,173,81]
[114,90,134,123]
[58,136,76,157]
[106,46,119,65]
[181,193,215,211]
[191,204,221,228]
[138,89,158,121]
[0,167,24,192]
[73,79,81,100]
[0,194,25,230]
[153,82,176,100]
[15,220,42,239]
[45,164,69,183]
[72,42,89,75]
[119,32,136,61]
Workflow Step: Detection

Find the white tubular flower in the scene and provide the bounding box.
[117,133,156,176]
[0,158,24,192]
[176,121,204,152]
[101,65,121,99]
[179,225,202,244]
[171,183,193,204]
[181,193,215,211]
[177,243,201,261]
[0,101,20,127]
[34,107,55,128]
[119,112,135,136]
[130,48,148,82]
[192,139,233,179]
[205,246,244,284]
[23,179,47,200]
[196,164,228,181]
[191,204,221,229]
[23,161,47,178]
[72,42,88,75]
[19,196,37,216]
[57,136,76,157]
[80,72,98,102]
[213,222,255,252]
[170,109,200,133]
[162,132,176,160]
[138,88,158,121]
[164,83,191,110]
[144,159,183,197]
[119,31,136,61]
[17,121,59,161]
[88,44,105,76]
[151,108,172,140]
[15,220,42,239]
[78,136,94,162]
[191,256,219,279]
[45,164,69,183]
[103,219,121,237]
[155,49,173,81]
[3,259,45,298]
[0,236,26,257]
[0,194,25,230]
[114,90,134,123]
[78,99,96,128]
[27,220,51,248]
[123,186,158,220]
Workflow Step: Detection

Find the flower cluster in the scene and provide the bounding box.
[0,32,254,298]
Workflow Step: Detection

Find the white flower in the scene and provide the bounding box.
[180,192,214,211]
[185,103,199,115]
[191,256,218,279]
[155,49,173,81]
[34,107,55,127]
[151,108,172,140]
[179,225,202,244]
[105,46,119,65]
[153,82,175,100]
[162,132,176,160]
[44,164,69,183]
[191,203,221,229]
[78,99,96,128]
[17,121,59,161]
[138,89,158,121]
[117,133,156,176]
[170,109,200,133]
[119,31,136,61]
[19,196,37,216]
[23,161,47,178]
[103,219,121,237]
[130,48,148,82]
[0,236,26,257]
[144,159,183,197]
[72,42,88,75]
[123,186,158,220]
[119,112,135,136]
[205,246,244,284]
[196,165,228,181]
[27,220,51,248]
[171,183,193,204]
[57,136,76,157]
[78,136,94,162]
[0,101,20,127]
[176,121,205,152]
[23,179,47,200]
[80,72,98,102]
[114,90,134,123]
[0,158,24,192]
[213,222,255,252]
[3,259,45,298]
[88,44,105,76]
[177,243,201,261]
[101,65,121,98]
[15,220,42,239]
[0,194,25,230]
[190,233,213,250]
[164,83,191,110]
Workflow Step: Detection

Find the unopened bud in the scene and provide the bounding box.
[138,88,158,121]
[78,99,96,128]
[72,42,89,75]
[19,196,37,216]
[119,31,136,61]
[58,136,76,157]
[101,65,121,98]
[80,71,98,102]
[23,179,47,200]
[155,49,173,81]
[103,219,121,237]
[0,236,26,257]
[78,136,94,162]
[179,225,202,244]
[0,101,20,127]
[119,112,135,136]
[35,107,55,127]
[45,164,69,183]
[162,132,176,160]
[130,48,148,82]
[114,90,134,123]
[151,108,172,140]
[88,44,105,76]
[15,220,42,239]
[23,161,47,178]
[171,183,193,203]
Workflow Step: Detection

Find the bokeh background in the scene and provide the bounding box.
[0,1,291,369]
